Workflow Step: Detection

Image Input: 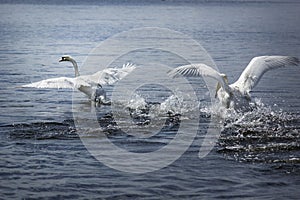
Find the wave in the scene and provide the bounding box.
[2,120,77,140]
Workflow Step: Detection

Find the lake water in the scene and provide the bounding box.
[0,1,300,199]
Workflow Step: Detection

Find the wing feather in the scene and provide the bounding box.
[22,77,90,89]
[232,56,299,93]
[168,64,231,94]
[89,63,136,85]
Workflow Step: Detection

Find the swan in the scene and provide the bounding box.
[168,56,299,111]
[22,55,136,104]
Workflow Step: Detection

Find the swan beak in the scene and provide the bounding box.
[59,57,67,62]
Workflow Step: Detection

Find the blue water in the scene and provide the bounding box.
[1,1,300,199]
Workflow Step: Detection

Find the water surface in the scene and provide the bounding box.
[0,1,300,199]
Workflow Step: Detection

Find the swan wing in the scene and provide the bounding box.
[232,56,299,93]
[22,77,91,89]
[90,63,136,85]
[168,63,231,94]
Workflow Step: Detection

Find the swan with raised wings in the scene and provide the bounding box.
[168,56,299,111]
[22,55,136,104]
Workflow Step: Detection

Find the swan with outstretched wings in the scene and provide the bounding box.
[168,56,299,111]
[22,55,136,104]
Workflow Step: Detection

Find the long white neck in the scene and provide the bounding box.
[68,58,80,77]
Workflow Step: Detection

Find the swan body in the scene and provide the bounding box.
[168,56,299,111]
[22,55,136,104]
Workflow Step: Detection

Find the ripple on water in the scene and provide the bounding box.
[2,120,78,140]
[3,96,300,166]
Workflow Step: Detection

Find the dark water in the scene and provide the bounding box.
[1,1,300,199]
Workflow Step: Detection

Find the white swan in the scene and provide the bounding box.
[168,56,299,111]
[22,55,136,104]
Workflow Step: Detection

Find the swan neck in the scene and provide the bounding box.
[69,59,80,77]
[222,75,229,85]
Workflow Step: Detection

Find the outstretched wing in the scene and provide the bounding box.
[89,63,136,85]
[22,77,91,89]
[168,63,231,94]
[232,56,299,93]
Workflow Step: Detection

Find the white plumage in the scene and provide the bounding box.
[22,55,136,103]
[168,56,299,111]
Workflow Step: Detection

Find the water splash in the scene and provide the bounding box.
[5,94,300,165]
[214,98,300,164]
[110,92,197,135]
[124,92,200,119]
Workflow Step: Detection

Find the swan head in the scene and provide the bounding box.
[59,55,80,77]
[59,55,74,62]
